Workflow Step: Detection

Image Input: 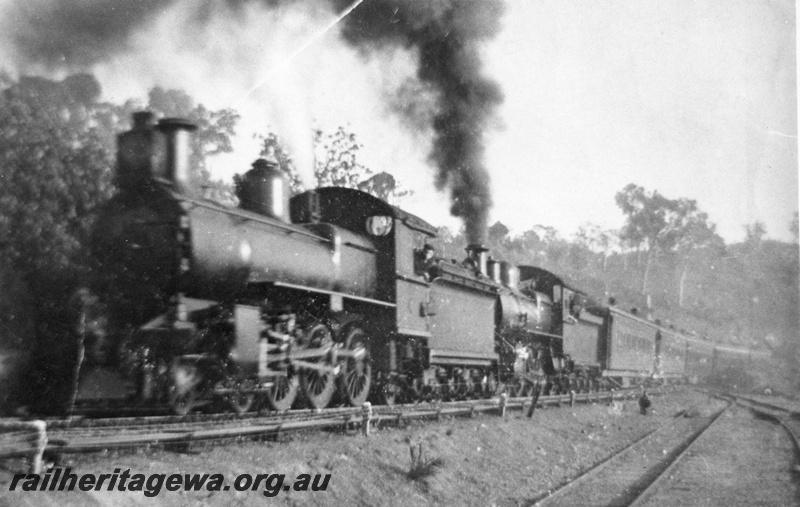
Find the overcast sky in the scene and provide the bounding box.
[482,0,797,244]
[2,0,797,243]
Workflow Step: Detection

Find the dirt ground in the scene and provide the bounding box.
[0,390,754,506]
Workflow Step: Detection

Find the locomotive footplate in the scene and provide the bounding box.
[213,383,275,394]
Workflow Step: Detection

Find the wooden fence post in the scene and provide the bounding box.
[361,402,372,437]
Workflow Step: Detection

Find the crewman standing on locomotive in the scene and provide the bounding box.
[414,243,436,280]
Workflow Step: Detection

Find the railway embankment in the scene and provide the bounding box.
[0,388,795,506]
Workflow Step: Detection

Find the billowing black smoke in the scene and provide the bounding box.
[333,0,505,244]
[8,1,172,67]
[7,0,505,243]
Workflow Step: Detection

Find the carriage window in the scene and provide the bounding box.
[366,215,393,236]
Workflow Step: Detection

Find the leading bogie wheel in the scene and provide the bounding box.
[227,378,257,415]
[264,374,299,411]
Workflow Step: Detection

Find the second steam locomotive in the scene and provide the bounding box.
[74,113,765,414]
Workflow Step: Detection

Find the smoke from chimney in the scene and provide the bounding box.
[333,0,505,244]
[3,1,505,241]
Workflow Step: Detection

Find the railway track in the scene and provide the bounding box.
[530,397,730,507]
[0,387,654,465]
[722,393,800,466]
[622,394,800,506]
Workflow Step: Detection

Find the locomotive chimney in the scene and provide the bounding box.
[466,244,489,277]
[238,150,290,223]
[116,111,158,190]
[156,118,198,195]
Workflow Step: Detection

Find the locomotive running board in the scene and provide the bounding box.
[429,349,493,366]
[273,281,396,307]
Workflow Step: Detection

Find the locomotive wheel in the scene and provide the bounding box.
[337,325,372,407]
[265,375,299,411]
[483,372,498,398]
[170,388,198,416]
[228,379,256,415]
[299,323,336,409]
[168,362,201,416]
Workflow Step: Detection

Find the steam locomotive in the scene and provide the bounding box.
[73,112,769,415]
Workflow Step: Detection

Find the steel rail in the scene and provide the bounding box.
[530,399,729,507]
[724,394,800,471]
[625,401,732,506]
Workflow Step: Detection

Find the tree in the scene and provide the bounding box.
[257,126,412,204]
[357,171,411,204]
[575,223,618,270]
[615,184,717,295]
[744,221,767,250]
[144,87,240,204]
[674,211,723,307]
[0,74,116,293]
[0,73,123,411]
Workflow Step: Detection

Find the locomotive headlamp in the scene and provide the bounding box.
[366,215,393,236]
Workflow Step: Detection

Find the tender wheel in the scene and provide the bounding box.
[264,374,299,411]
[299,323,336,409]
[460,370,477,400]
[228,379,256,415]
[337,325,372,407]
[379,379,399,406]
[404,376,426,403]
[512,378,530,397]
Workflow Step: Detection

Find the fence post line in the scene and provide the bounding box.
[499,393,508,418]
[31,420,47,474]
[361,402,372,437]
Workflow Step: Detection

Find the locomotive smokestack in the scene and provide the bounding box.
[116,111,157,190]
[466,244,489,277]
[156,118,197,196]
